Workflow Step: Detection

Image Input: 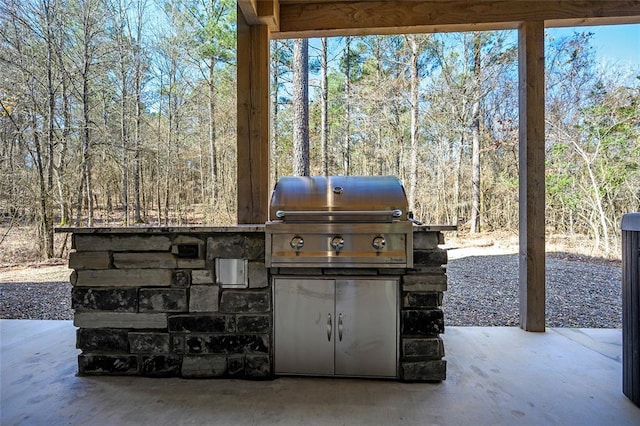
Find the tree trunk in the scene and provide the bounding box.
[55,28,72,226]
[343,37,351,176]
[120,48,129,225]
[408,35,419,213]
[271,51,279,183]
[133,0,143,223]
[208,56,218,213]
[43,0,55,257]
[321,37,329,177]
[80,0,94,227]
[470,33,482,234]
[453,133,464,231]
[293,38,310,176]
[133,59,142,223]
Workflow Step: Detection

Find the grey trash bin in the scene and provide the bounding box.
[622,213,640,406]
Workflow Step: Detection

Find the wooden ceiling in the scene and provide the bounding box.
[239,1,640,39]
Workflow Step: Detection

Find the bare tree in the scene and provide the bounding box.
[320,37,329,176]
[343,37,351,175]
[293,38,310,176]
[470,33,482,233]
[70,0,109,227]
[407,34,419,212]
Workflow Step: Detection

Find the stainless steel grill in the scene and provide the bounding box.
[265,176,413,268]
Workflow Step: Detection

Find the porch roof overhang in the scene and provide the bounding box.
[240,0,640,39]
[235,1,640,332]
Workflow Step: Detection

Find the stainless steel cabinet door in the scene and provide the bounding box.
[274,278,335,375]
[335,279,398,378]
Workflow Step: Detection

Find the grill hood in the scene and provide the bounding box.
[269,176,409,223]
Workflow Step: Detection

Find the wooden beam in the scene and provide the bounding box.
[273,1,640,38]
[518,20,546,332]
[238,0,280,31]
[258,0,280,31]
[238,0,260,25]
[237,6,270,224]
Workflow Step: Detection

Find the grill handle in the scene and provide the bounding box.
[275,209,403,219]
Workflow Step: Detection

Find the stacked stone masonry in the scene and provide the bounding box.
[68,227,447,381]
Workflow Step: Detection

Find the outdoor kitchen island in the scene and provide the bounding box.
[62,223,451,381]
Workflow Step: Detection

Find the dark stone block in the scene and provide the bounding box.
[72,288,138,312]
[172,270,191,287]
[168,314,236,333]
[172,335,185,354]
[139,288,187,312]
[378,268,407,275]
[78,354,138,375]
[406,266,446,275]
[140,355,181,377]
[401,360,447,381]
[207,234,265,260]
[245,354,271,379]
[237,315,271,333]
[129,332,171,353]
[402,337,445,358]
[276,268,323,276]
[220,290,270,313]
[175,243,201,259]
[402,309,444,336]
[403,292,443,308]
[227,355,245,377]
[413,250,448,266]
[185,334,269,354]
[76,329,129,352]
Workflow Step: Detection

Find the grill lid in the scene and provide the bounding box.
[269,176,408,222]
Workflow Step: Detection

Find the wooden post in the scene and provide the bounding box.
[237,6,270,224]
[518,20,546,332]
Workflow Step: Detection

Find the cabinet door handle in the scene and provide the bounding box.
[327,313,332,341]
[338,313,344,341]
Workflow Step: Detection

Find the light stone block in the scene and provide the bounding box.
[189,285,219,312]
[192,270,214,284]
[412,232,440,250]
[182,355,227,378]
[75,269,172,287]
[248,262,268,288]
[402,274,447,292]
[74,312,167,329]
[177,259,206,269]
[112,252,177,269]
[74,235,171,252]
[69,251,111,270]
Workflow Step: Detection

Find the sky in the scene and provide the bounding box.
[546,24,639,68]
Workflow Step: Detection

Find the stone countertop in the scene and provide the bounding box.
[413,224,457,232]
[55,224,265,234]
[56,223,456,234]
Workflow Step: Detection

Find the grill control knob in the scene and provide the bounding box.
[331,236,345,253]
[372,236,386,251]
[290,236,304,251]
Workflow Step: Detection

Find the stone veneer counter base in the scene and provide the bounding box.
[58,225,451,381]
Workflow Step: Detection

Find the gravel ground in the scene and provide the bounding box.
[444,252,622,328]
[0,252,623,327]
[0,266,72,320]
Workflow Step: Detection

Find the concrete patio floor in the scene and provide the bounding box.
[1,320,638,425]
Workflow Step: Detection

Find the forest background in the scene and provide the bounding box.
[1,0,639,262]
